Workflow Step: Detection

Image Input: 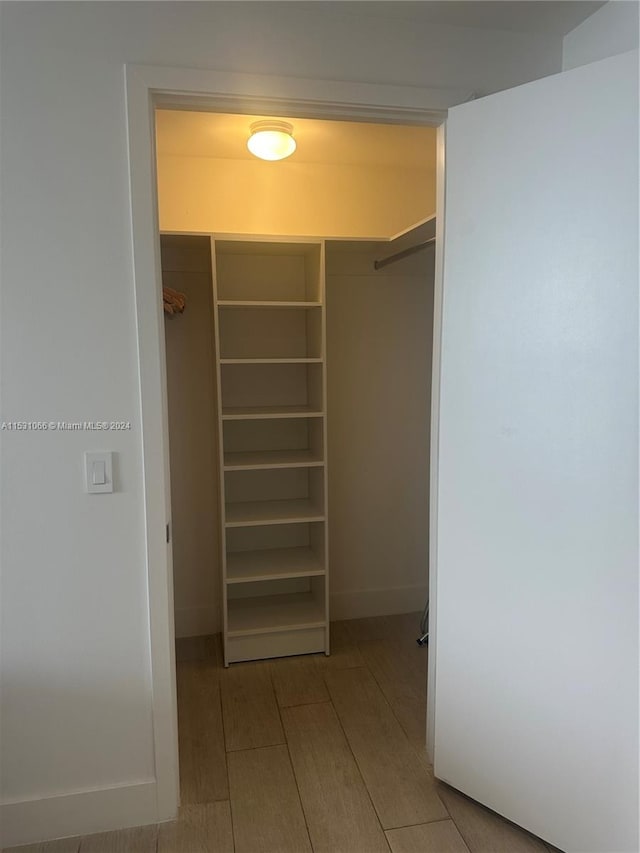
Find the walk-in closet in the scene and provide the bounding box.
[159,111,436,667]
[156,110,448,840]
[156,109,454,849]
[156,110,457,853]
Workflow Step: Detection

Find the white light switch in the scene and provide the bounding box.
[85,452,113,494]
[92,460,106,486]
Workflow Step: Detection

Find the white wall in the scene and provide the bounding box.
[326,243,433,619]
[0,1,564,844]
[563,0,639,69]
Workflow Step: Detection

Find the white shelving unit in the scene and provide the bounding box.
[212,237,330,665]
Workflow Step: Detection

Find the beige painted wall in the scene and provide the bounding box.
[162,236,220,638]
[157,155,436,239]
[326,242,433,618]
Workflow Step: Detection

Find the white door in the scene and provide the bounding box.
[434,50,638,853]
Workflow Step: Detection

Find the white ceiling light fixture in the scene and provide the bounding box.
[247,120,296,161]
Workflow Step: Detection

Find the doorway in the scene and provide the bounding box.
[157,110,438,840]
[126,51,640,853]
[125,61,446,826]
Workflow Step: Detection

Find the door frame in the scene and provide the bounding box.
[125,62,460,819]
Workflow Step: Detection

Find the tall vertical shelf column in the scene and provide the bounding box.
[211,238,329,665]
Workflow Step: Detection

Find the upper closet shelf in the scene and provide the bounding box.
[221,405,324,421]
[225,498,325,527]
[227,546,325,583]
[224,449,324,470]
[220,358,322,365]
[218,300,322,309]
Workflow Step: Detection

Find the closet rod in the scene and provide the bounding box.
[373,237,436,271]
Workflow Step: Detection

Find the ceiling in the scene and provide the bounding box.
[155,1,609,167]
[305,1,606,36]
[156,111,437,168]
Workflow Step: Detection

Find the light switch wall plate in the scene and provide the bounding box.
[84,451,113,494]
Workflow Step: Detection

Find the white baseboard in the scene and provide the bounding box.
[0,780,162,849]
[330,583,428,621]
[174,604,220,639]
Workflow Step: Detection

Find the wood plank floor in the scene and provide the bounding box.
[4,614,563,853]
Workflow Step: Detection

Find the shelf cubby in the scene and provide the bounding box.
[223,418,324,470]
[226,576,326,662]
[220,362,324,415]
[218,304,322,360]
[227,580,326,636]
[215,241,322,303]
[224,467,325,527]
[226,522,325,582]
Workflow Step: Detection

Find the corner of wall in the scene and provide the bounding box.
[562,1,639,71]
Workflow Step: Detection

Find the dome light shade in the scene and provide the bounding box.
[247,121,296,161]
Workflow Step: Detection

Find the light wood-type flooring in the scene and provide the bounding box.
[5,614,563,853]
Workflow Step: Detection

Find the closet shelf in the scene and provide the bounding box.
[224,498,325,527]
[227,591,326,636]
[218,300,322,309]
[220,358,322,365]
[221,405,324,421]
[224,449,324,470]
[226,546,325,583]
